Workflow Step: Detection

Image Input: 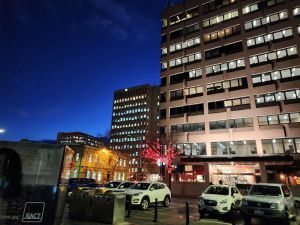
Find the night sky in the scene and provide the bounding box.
[0,0,168,141]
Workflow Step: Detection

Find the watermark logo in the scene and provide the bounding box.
[22,202,45,223]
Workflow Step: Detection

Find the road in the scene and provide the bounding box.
[125,197,300,225]
[62,196,300,225]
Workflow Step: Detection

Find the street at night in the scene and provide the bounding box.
[1,0,300,225]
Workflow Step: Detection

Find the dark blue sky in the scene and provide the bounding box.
[0,0,167,141]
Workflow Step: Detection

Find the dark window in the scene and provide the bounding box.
[202,1,215,14]
[223,42,243,55]
[160,109,166,119]
[161,34,167,43]
[205,47,222,60]
[160,92,166,103]
[159,126,166,134]
[170,89,184,101]
[170,72,189,84]
[170,104,203,118]
[160,77,166,87]
[170,29,182,40]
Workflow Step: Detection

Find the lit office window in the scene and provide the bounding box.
[161,62,167,70]
[211,141,257,156]
[244,10,288,30]
[242,2,259,14]
[293,7,300,16]
[262,138,300,154]
[203,10,239,28]
[169,52,201,68]
[249,46,298,66]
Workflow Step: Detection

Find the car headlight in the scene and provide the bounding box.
[242,199,248,206]
[220,199,228,204]
[270,203,278,209]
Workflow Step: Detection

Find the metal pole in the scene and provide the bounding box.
[186,201,189,225]
[153,198,158,222]
[231,206,236,225]
[126,195,132,218]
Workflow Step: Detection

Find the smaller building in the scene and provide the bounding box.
[68,145,129,184]
[57,132,103,147]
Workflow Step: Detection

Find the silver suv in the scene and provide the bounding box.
[241,183,297,224]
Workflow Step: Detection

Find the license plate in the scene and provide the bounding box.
[254,210,264,215]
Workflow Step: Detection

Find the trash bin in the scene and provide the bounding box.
[90,192,126,224]
[69,191,91,220]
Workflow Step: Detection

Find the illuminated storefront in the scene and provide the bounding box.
[175,155,300,186]
[209,163,260,185]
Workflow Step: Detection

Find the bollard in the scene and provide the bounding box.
[186,201,190,225]
[153,198,158,222]
[231,206,236,225]
[126,195,132,218]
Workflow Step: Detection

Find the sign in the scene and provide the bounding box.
[22,202,45,223]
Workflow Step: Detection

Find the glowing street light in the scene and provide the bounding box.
[0,128,5,134]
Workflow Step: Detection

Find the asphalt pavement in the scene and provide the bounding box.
[61,197,300,225]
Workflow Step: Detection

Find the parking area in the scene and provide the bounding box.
[125,197,300,225]
[61,197,300,225]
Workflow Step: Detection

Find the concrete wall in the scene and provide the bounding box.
[171,182,209,197]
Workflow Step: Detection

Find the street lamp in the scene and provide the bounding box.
[0,128,5,134]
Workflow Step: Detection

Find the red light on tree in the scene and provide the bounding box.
[140,141,178,171]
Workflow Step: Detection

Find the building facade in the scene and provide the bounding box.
[110,84,159,180]
[159,0,300,186]
[57,132,103,147]
[67,145,129,184]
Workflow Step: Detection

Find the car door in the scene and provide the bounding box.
[157,183,165,202]
[148,183,158,203]
[231,187,242,207]
[282,185,295,214]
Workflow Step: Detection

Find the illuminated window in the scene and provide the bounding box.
[75,153,80,162]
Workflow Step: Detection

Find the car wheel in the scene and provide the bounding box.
[243,215,251,225]
[140,197,149,210]
[199,209,207,218]
[282,210,290,225]
[163,196,170,207]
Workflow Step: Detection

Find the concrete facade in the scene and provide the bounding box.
[159,0,300,186]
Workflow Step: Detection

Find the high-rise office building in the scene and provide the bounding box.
[159,0,300,185]
[57,132,104,148]
[110,84,159,180]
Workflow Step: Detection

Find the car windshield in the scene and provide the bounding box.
[205,186,229,195]
[105,182,121,188]
[130,183,151,190]
[249,185,282,196]
[118,182,133,189]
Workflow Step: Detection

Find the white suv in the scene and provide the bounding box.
[241,183,297,224]
[97,181,134,193]
[125,182,171,210]
[198,185,243,216]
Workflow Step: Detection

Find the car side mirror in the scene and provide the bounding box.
[150,187,154,191]
[284,193,291,198]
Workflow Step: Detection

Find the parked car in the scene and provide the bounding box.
[125,182,171,210]
[67,178,98,197]
[240,183,297,224]
[294,196,300,208]
[97,181,135,193]
[198,185,243,216]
